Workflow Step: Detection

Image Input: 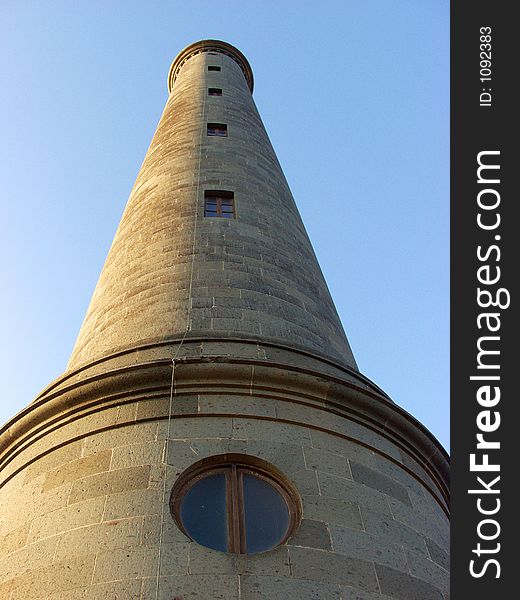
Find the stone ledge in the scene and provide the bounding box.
[0,343,449,514]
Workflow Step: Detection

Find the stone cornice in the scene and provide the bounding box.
[168,39,254,93]
[0,340,449,514]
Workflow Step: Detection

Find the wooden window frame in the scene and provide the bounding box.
[207,122,228,137]
[170,455,301,554]
[204,190,235,218]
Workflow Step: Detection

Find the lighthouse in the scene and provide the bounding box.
[0,40,449,599]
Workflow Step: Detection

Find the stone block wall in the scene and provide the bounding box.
[0,362,449,599]
[67,42,357,373]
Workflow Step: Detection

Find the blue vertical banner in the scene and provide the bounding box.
[451,2,515,597]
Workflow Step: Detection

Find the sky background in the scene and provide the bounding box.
[0,1,449,450]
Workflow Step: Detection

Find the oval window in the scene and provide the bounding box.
[171,457,300,554]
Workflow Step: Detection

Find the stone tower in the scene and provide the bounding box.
[0,41,449,599]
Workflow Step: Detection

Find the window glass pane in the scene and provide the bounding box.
[242,473,289,553]
[204,191,234,219]
[180,473,228,552]
[207,124,227,136]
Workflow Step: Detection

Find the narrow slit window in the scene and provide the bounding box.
[204,191,235,219]
[207,123,227,137]
[208,88,223,96]
[208,66,221,71]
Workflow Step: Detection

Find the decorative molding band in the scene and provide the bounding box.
[35,337,391,404]
[0,350,449,510]
[0,410,449,519]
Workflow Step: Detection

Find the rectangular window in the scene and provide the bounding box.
[207,123,228,137]
[208,66,221,71]
[204,191,235,219]
[208,88,223,96]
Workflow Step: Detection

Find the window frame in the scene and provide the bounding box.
[204,191,235,218]
[208,87,223,96]
[207,122,228,137]
[170,455,301,554]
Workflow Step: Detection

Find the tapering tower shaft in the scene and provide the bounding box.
[68,40,356,372]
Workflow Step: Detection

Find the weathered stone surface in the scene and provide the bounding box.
[425,537,450,571]
[141,514,191,545]
[68,465,151,504]
[0,522,30,558]
[28,495,106,542]
[42,449,112,492]
[166,439,222,469]
[46,579,142,600]
[163,416,233,440]
[304,446,352,480]
[330,525,408,571]
[303,496,364,530]
[351,462,411,507]
[2,555,95,599]
[54,517,141,561]
[110,440,165,470]
[200,394,277,417]
[23,441,83,483]
[288,518,332,551]
[92,544,163,582]
[387,497,449,551]
[339,587,396,600]
[361,507,429,556]
[232,418,311,445]
[141,574,239,599]
[82,422,158,456]
[289,546,379,592]
[2,478,72,533]
[1,536,58,583]
[102,487,163,520]
[189,544,290,576]
[318,471,393,516]
[288,468,321,495]
[405,549,449,595]
[375,564,444,600]
[246,441,307,475]
[241,575,341,599]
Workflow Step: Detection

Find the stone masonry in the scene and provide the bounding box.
[67,41,356,372]
[0,41,449,599]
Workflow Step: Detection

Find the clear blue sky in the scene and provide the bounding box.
[0,1,449,451]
